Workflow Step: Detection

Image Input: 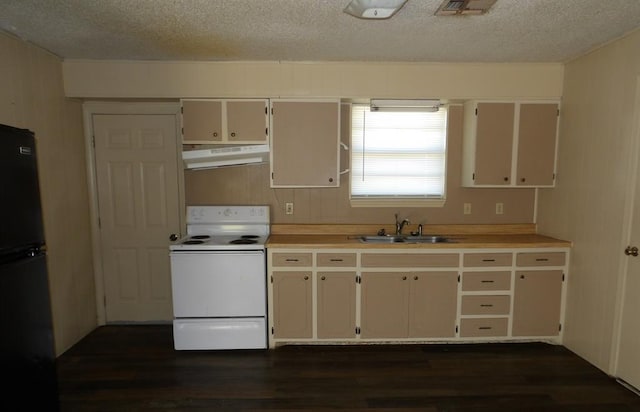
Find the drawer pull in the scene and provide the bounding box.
[482,259,496,262]
[478,326,493,330]
[329,259,344,262]
[535,258,549,262]
[285,258,299,262]
[480,304,494,307]
[480,280,494,283]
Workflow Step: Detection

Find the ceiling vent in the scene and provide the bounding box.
[435,0,497,16]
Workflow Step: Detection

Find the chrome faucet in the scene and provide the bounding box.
[395,214,410,235]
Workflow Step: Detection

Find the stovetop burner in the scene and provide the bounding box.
[229,238,258,245]
[191,235,211,240]
[241,235,260,239]
[183,240,205,245]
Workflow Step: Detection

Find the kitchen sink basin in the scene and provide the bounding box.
[359,235,407,243]
[359,235,453,244]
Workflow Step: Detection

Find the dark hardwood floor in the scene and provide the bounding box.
[56,325,640,411]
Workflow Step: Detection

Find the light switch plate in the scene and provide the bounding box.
[285,202,294,215]
[463,203,471,215]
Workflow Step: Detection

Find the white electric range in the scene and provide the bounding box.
[169,205,269,350]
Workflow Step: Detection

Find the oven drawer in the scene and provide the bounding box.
[170,251,266,318]
[173,318,267,350]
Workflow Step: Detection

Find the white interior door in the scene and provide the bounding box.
[616,76,640,391]
[93,114,181,322]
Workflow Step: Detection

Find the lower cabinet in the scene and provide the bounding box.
[360,271,457,338]
[272,271,312,339]
[268,247,568,347]
[512,270,563,336]
[317,272,357,339]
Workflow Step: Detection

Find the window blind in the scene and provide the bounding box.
[351,104,448,199]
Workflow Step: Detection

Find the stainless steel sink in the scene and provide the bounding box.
[404,235,451,243]
[359,235,453,244]
[359,235,407,243]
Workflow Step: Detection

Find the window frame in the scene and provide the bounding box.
[349,103,449,208]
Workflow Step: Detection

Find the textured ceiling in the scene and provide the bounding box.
[1,0,639,63]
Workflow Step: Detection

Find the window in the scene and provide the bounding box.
[350,104,448,207]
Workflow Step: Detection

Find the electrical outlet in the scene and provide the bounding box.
[463,203,471,215]
[496,202,504,215]
[285,202,294,215]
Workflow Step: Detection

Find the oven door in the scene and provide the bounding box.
[170,251,266,318]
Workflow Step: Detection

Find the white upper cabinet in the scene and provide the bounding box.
[462,101,560,188]
[181,99,269,144]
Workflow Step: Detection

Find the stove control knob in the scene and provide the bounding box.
[169,234,178,241]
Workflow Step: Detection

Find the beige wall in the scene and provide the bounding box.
[186,105,536,224]
[62,60,563,100]
[0,32,96,355]
[537,28,640,373]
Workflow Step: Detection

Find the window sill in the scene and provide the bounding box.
[350,198,446,208]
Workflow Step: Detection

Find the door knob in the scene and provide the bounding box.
[625,246,639,257]
[169,234,178,241]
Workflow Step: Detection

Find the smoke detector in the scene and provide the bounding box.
[435,0,497,16]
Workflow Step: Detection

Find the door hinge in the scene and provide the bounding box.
[271,327,274,335]
[265,106,268,115]
[559,323,562,332]
[265,127,268,136]
[458,274,461,283]
[355,327,361,335]
[455,325,459,334]
[91,135,96,147]
[472,173,476,181]
[562,273,565,282]
[181,106,183,114]
[553,173,556,181]
[271,107,274,115]
[557,108,560,117]
[356,275,361,284]
[271,172,274,180]
[475,107,478,116]
[270,276,273,283]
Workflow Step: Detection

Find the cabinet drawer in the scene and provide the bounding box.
[317,253,356,267]
[271,253,312,267]
[361,253,459,268]
[516,252,565,267]
[462,271,511,291]
[460,318,509,337]
[461,296,510,315]
[463,253,512,267]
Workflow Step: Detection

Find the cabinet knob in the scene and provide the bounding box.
[329,177,334,183]
[503,177,509,182]
[169,233,178,241]
[321,276,326,280]
[212,132,218,137]
[230,132,236,137]
[521,177,526,183]
[402,276,407,280]
[520,274,525,279]
[304,275,309,280]
[414,276,418,280]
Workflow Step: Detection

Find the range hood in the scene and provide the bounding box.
[182,144,269,170]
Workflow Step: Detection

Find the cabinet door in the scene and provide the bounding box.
[512,270,563,336]
[226,100,268,143]
[360,272,409,338]
[473,102,515,185]
[516,103,558,186]
[270,100,340,187]
[317,272,357,339]
[408,272,458,338]
[181,100,223,142]
[272,272,312,339]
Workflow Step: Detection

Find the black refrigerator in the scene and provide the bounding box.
[0,124,59,411]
